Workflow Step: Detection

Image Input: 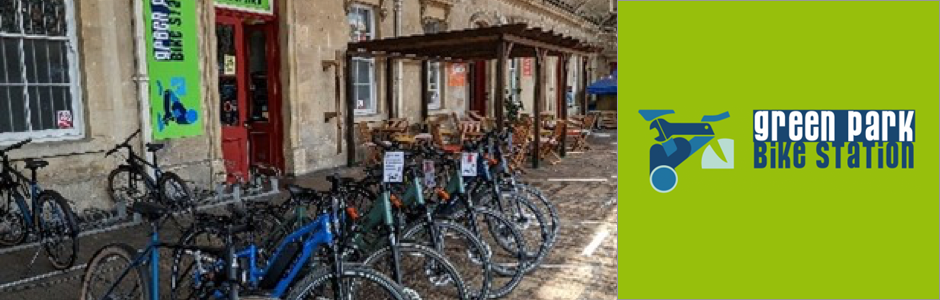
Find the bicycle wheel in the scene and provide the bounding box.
[402,220,492,300]
[285,264,407,300]
[455,208,526,299]
[81,243,150,300]
[517,183,559,245]
[108,166,149,204]
[486,194,550,274]
[0,190,28,246]
[159,172,194,209]
[170,226,225,300]
[362,243,469,300]
[37,191,79,270]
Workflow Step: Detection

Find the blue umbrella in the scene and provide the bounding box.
[587,71,616,95]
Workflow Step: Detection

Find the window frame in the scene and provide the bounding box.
[0,0,84,145]
[423,18,445,111]
[348,4,377,116]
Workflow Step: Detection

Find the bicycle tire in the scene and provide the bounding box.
[81,243,151,300]
[488,194,550,274]
[107,166,149,205]
[0,189,28,246]
[402,220,492,300]
[285,264,408,300]
[159,172,194,209]
[170,226,226,300]
[453,208,527,298]
[518,183,559,245]
[37,191,79,270]
[362,242,470,300]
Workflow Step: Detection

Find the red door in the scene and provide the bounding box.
[470,60,488,115]
[217,16,250,183]
[245,23,284,173]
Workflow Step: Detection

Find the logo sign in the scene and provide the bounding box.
[215,0,274,15]
[461,152,478,177]
[145,0,203,140]
[383,151,404,183]
[753,110,915,169]
[56,111,73,129]
[522,58,533,76]
[640,110,733,193]
[422,160,436,187]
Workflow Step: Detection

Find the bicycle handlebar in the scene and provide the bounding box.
[0,138,32,155]
[106,129,141,157]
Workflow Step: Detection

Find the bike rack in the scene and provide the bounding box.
[0,177,282,293]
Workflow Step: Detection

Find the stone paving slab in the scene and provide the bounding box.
[0,131,619,300]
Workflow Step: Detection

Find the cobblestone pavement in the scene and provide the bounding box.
[0,131,618,300]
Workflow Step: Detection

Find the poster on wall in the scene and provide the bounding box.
[215,0,274,15]
[522,58,533,76]
[448,63,467,87]
[145,0,203,140]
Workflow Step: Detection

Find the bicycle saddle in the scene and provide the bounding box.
[146,143,165,152]
[131,202,169,222]
[23,159,49,170]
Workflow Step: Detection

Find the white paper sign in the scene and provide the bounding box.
[461,152,478,177]
[422,160,436,187]
[384,151,404,183]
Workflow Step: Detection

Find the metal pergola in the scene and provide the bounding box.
[344,23,601,168]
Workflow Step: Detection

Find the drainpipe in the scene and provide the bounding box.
[132,0,155,169]
[394,0,403,118]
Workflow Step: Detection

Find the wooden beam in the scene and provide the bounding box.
[533,48,547,169]
[558,54,570,158]
[580,55,589,115]
[386,57,394,119]
[495,41,509,129]
[421,61,429,124]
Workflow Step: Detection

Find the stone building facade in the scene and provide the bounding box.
[0,0,614,210]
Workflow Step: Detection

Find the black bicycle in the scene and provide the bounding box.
[106,130,193,210]
[0,139,80,270]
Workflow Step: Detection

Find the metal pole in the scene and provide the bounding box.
[345,53,357,166]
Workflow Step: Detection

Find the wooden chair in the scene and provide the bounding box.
[508,123,532,173]
[431,122,462,153]
[539,122,566,165]
[356,121,381,165]
[566,113,597,151]
[457,120,483,143]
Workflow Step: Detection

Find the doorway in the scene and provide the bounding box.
[216,13,283,183]
[469,60,488,116]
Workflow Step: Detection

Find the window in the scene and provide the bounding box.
[423,19,445,110]
[348,5,376,115]
[0,0,82,143]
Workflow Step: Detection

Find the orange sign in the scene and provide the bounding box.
[448,63,467,87]
[522,58,533,76]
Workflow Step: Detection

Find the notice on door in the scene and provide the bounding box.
[145,0,203,140]
[224,55,237,76]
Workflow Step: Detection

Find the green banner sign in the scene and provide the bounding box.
[215,0,274,14]
[144,0,203,140]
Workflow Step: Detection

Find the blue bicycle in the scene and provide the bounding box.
[0,139,80,270]
[80,185,406,300]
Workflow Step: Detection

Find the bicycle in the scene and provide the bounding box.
[168,181,408,300]
[0,139,80,270]
[106,129,193,210]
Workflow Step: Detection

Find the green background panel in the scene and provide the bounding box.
[618,2,939,299]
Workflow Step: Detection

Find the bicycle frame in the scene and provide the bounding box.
[122,151,164,194]
[0,155,59,236]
